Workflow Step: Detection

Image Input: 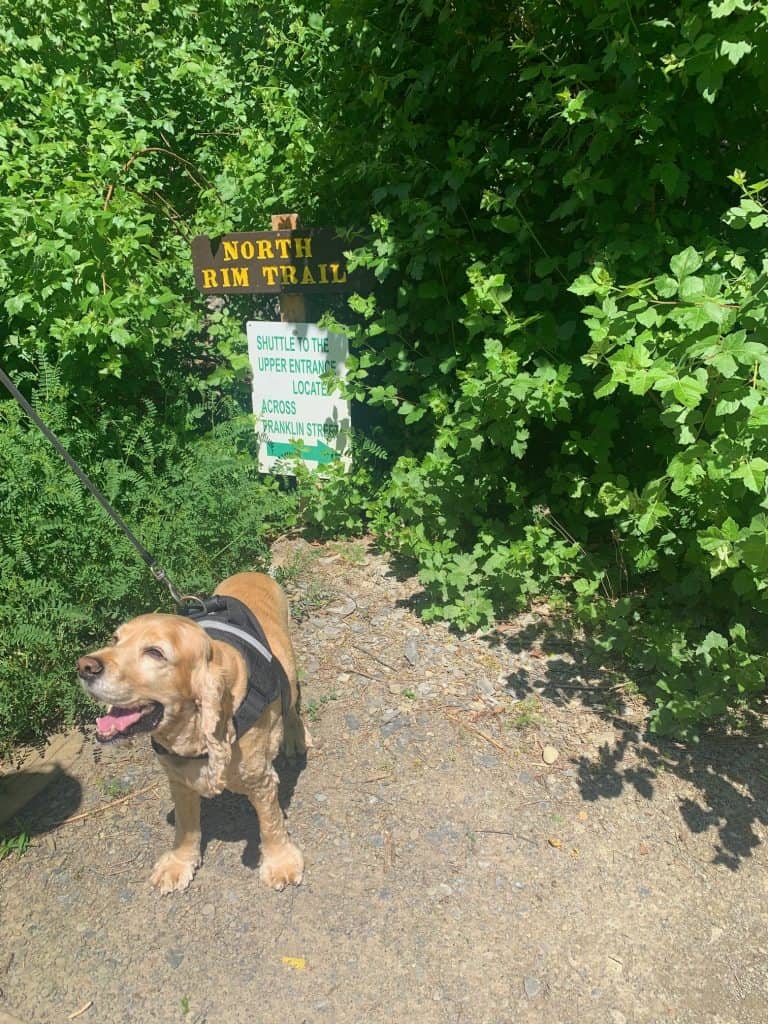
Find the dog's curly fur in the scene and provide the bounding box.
[78,572,308,894]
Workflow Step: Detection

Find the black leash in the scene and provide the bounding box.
[0,365,183,605]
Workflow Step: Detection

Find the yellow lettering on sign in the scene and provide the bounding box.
[274,238,291,259]
[202,268,218,288]
[221,267,232,287]
[262,266,279,286]
[294,236,313,258]
[231,266,249,287]
[329,263,347,284]
[222,241,239,261]
[301,265,316,285]
[240,240,255,260]
[318,263,329,284]
[257,239,274,260]
[280,265,298,285]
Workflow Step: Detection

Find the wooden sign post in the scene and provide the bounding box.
[271,213,306,323]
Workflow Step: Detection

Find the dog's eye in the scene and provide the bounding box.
[143,646,166,661]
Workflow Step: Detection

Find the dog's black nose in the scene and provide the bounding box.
[77,655,104,678]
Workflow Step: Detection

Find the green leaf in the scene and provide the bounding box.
[709,0,749,15]
[594,376,618,398]
[670,247,703,280]
[700,631,728,663]
[679,276,705,301]
[654,275,678,298]
[673,375,707,408]
[638,502,669,533]
[733,458,768,494]
[636,307,659,327]
[569,275,597,296]
[720,40,753,65]
[739,535,768,572]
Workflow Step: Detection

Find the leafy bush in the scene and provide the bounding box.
[301,0,768,736]
[0,369,299,751]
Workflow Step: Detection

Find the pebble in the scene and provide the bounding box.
[201,904,215,917]
[165,948,184,968]
[425,827,460,846]
[326,597,357,617]
[381,708,400,724]
[523,976,542,998]
[315,793,328,803]
[609,1012,627,1024]
[542,745,559,765]
[404,638,420,665]
[382,719,407,739]
[344,714,361,732]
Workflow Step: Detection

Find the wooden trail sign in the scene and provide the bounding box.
[191,228,369,295]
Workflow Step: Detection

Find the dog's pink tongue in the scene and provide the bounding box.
[96,706,143,736]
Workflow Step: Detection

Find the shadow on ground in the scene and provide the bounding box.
[4,767,83,836]
[484,616,768,872]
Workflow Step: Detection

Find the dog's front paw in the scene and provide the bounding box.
[259,842,304,891]
[150,851,200,895]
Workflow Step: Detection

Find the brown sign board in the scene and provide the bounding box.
[191,229,369,294]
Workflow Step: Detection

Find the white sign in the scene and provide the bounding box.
[247,321,351,473]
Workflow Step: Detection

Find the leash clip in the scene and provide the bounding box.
[150,565,184,606]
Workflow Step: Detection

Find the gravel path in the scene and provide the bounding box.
[2,539,767,1024]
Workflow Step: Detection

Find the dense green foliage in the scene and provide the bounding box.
[2,0,768,743]
[0,0,331,421]
[307,0,768,736]
[0,363,299,749]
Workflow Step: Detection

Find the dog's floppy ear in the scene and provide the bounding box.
[191,636,235,794]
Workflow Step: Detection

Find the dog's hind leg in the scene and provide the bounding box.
[150,776,202,895]
[282,705,312,757]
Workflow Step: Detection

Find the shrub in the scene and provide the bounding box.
[0,372,299,751]
[302,1,768,736]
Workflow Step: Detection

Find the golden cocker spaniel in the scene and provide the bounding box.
[77,572,308,895]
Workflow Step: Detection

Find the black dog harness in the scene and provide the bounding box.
[151,595,291,761]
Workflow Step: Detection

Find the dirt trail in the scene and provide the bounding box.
[2,539,767,1024]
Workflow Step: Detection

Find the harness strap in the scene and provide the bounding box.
[195,619,273,663]
[150,680,291,761]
